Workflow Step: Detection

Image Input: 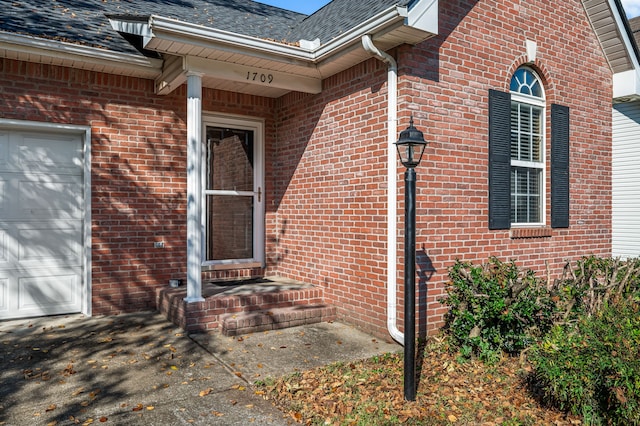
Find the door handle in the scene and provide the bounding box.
[257,187,262,202]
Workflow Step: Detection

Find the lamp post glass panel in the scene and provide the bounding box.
[395,116,427,401]
[396,117,427,168]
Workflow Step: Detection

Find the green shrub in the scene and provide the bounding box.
[551,256,640,323]
[441,258,555,362]
[529,301,640,425]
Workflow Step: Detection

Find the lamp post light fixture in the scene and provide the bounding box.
[395,116,427,402]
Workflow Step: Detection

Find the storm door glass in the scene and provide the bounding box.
[205,126,256,261]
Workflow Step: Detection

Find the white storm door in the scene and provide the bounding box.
[202,116,264,266]
[0,129,84,320]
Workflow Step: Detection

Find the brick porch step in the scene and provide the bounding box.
[221,304,336,336]
[157,277,336,334]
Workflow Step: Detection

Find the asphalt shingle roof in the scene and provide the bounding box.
[0,0,406,55]
[286,0,410,43]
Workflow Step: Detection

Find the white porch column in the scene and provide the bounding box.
[185,72,205,303]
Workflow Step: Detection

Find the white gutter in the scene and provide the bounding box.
[361,35,403,345]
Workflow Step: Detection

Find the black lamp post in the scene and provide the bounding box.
[395,116,427,401]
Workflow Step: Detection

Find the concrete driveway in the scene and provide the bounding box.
[0,312,400,425]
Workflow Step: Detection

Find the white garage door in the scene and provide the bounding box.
[0,128,85,320]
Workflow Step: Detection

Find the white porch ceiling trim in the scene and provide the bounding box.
[183,56,322,94]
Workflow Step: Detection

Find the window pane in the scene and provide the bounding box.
[511,167,542,223]
[531,107,542,161]
[510,68,543,99]
[511,102,543,163]
[206,127,254,191]
[511,103,522,159]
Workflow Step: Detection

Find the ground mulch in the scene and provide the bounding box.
[260,338,583,425]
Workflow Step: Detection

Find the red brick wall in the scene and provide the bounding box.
[270,0,612,338]
[0,59,276,313]
[0,0,613,340]
[270,61,392,335]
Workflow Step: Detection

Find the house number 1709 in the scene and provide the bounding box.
[246,71,274,84]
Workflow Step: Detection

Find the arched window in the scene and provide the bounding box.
[488,67,569,230]
[510,67,545,224]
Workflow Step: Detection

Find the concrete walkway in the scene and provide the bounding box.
[0,312,400,425]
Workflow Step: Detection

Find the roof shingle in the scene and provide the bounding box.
[0,0,407,55]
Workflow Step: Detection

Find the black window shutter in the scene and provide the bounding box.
[488,89,511,230]
[551,104,570,228]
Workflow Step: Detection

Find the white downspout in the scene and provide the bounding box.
[362,35,403,345]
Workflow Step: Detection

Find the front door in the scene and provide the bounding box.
[202,116,264,267]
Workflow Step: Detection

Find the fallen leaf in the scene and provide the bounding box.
[46,404,56,412]
[132,404,143,412]
[99,417,108,423]
[199,388,213,397]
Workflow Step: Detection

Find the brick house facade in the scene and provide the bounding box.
[0,0,634,340]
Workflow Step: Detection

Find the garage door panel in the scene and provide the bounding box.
[13,133,82,174]
[18,178,83,220]
[0,230,6,264]
[0,132,8,169]
[17,271,80,316]
[0,278,7,314]
[0,178,5,215]
[17,223,82,265]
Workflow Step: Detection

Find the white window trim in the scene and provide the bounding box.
[510,69,546,227]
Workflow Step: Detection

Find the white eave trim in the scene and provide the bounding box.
[144,15,317,60]
[0,31,162,78]
[406,0,438,35]
[613,69,640,102]
[130,3,436,65]
[313,6,409,60]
